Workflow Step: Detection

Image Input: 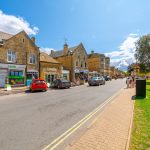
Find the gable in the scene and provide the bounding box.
[5,31,39,52]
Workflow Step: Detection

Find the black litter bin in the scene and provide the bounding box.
[136,79,146,98]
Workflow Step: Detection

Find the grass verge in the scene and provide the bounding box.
[130,80,150,150]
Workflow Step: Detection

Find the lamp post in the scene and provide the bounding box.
[68,50,73,82]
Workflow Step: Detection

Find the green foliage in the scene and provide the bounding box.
[127,64,134,73]
[130,80,150,150]
[135,35,150,72]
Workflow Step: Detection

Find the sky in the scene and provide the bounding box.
[0,0,150,70]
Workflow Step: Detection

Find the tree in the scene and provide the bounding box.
[135,34,150,72]
[127,63,134,73]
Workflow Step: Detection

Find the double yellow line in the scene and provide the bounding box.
[42,88,123,150]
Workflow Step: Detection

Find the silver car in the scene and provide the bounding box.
[88,76,105,86]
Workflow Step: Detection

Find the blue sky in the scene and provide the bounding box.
[0,0,150,70]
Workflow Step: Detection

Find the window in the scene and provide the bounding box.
[9,71,23,77]
[7,50,16,62]
[81,61,83,67]
[29,54,36,64]
[76,61,78,66]
[85,62,87,67]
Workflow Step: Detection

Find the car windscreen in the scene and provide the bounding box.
[91,77,99,80]
[35,80,45,84]
[61,80,69,83]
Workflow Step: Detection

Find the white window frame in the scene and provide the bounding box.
[7,50,16,63]
[29,54,36,64]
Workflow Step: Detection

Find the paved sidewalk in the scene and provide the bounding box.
[66,88,135,150]
[0,86,29,96]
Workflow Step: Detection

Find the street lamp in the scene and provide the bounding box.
[68,50,73,82]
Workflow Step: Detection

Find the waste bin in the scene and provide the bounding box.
[136,79,146,98]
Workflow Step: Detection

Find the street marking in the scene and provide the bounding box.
[41,88,124,150]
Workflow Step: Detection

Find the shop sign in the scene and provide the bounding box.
[62,70,69,74]
[8,64,26,70]
[0,63,8,69]
[45,68,57,73]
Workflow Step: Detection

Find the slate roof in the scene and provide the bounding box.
[40,52,61,64]
[50,45,78,58]
[0,31,13,40]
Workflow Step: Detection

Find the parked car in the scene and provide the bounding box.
[52,79,71,89]
[104,76,112,81]
[88,76,105,86]
[30,79,48,92]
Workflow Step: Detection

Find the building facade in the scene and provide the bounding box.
[0,31,39,87]
[40,52,62,85]
[88,52,110,76]
[105,57,110,76]
[50,43,88,84]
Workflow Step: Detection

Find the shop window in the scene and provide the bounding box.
[9,71,23,77]
[15,72,18,76]
[19,72,23,76]
[29,54,36,64]
[7,50,16,62]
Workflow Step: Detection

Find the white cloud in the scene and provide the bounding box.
[40,47,56,55]
[0,10,39,35]
[105,33,139,70]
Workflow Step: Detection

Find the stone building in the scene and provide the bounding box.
[99,54,106,75]
[50,43,88,84]
[88,52,101,76]
[105,57,110,76]
[0,30,39,87]
[88,52,110,76]
[40,52,63,85]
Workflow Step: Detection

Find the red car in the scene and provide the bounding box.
[30,79,48,92]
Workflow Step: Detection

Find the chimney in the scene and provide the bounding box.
[63,43,68,55]
[31,37,35,43]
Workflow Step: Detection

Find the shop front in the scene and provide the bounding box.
[62,70,70,80]
[74,69,89,84]
[26,70,39,86]
[8,64,26,86]
[43,68,61,86]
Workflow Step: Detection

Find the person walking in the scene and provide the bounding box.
[126,76,130,88]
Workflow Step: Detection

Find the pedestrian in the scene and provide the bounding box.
[131,76,135,88]
[126,76,130,88]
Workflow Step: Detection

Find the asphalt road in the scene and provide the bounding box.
[0,79,126,150]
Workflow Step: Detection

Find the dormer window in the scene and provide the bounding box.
[7,50,16,63]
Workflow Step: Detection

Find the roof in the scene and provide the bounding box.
[0,31,13,40]
[50,45,78,58]
[40,52,61,64]
[88,53,106,58]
